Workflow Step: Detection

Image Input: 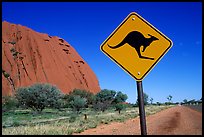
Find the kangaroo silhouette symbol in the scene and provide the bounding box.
[108,31,159,60]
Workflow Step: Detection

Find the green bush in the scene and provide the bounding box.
[136,92,149,106]
[67,89,95,107]
[93,89,116,112]
[15,83,63,112]
[70,96,87,113]
[115,103,127,114]
[2,96,18,112]
[75,128,84,133]
[112,91,128,104]
[69,113,77,123]
[87,121,97,128]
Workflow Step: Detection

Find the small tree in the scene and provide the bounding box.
[112,91,128,104]
[15,83,63,113]
[2,96,18,112]
[167,95,173,104]
[70,96,87,113]
[188,99,196,105]
[93,89,116,112]
[115,103,127,114]
[112,91,128,114]
[156,102,161,106]
[69,89,95,107]
[136,92,149,106]
[183,99,188,104]
[150,97,153,105]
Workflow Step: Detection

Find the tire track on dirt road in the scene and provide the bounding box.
[159,111,181,133]
[73,106,202,135]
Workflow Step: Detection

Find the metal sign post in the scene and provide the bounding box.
[136,81,147,135]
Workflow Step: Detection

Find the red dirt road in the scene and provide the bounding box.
[73,106,202,135]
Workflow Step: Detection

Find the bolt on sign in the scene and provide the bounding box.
[100,12,173,81]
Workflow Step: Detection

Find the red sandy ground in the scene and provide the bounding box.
[73,106,202,135]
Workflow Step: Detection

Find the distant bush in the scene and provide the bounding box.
[69,113,78,123]
[156,102,162,106]
[136,92,149,106]
[69,89,95,106]
[115,103,127,114]
[15,83,63,113]
[62,89,93,109]
[112,91,128,104]
[164,102,174,105]
[70,96,87,113]
[2,96,18,112]
[93,89,116,112]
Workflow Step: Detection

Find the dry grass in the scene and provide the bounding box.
[2,105,174,135]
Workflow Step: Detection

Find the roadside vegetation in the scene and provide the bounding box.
[2,105,172,135]
[2,83,201,135]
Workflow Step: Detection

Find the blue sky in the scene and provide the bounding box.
[2,2,202,103]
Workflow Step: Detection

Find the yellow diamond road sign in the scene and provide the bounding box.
[100,12,173,81]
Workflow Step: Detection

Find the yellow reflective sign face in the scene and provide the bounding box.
[100,12,172,81]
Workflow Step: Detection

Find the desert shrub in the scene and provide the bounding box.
[61,89,94,109]
[2,96,18,112]
[69,113,78,123]
[69,96,87,113]
[115,103,127,114]
[68,89,95,106]
[88,122,97,128]
[165,102,171,105]
[93,89,116,112]
[136,92,149,106]
[75,128,84,133]
[112,91,128,104]
[15,83,63,112]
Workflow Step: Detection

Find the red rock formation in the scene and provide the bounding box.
[2,21,100,96]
